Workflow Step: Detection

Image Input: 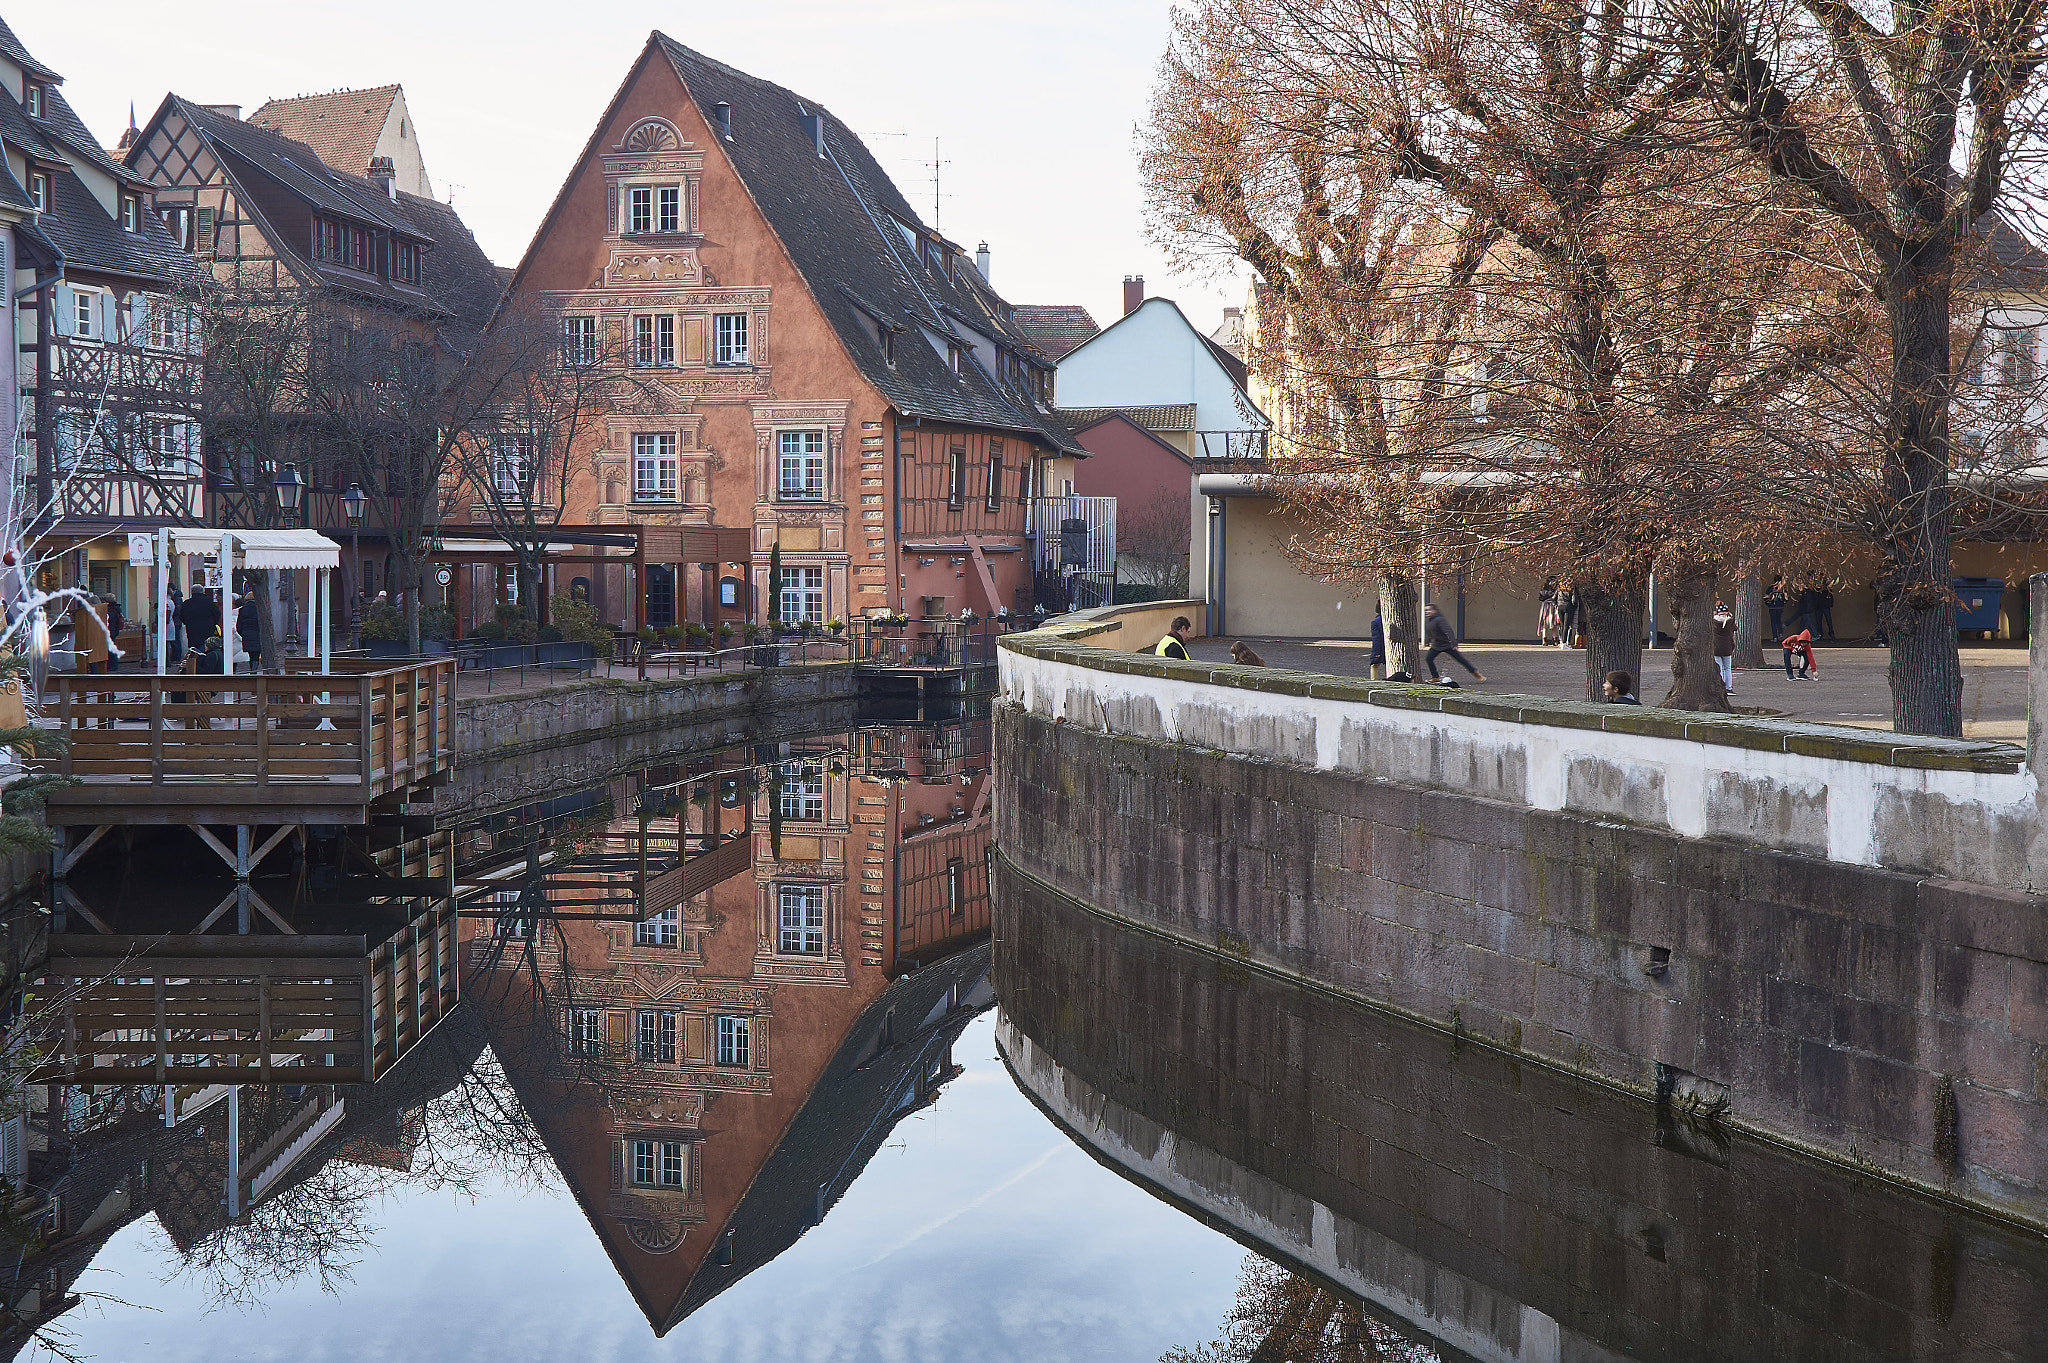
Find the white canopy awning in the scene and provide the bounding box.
[163,527,341,569]
[236,529,341,570]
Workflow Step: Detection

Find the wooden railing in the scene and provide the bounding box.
[45,658,455,797]
[31,900,459,1086]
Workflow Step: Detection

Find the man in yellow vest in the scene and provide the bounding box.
[1154,615,1192,661]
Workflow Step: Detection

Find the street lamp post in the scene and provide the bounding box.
[273,464,306,660]
[342,482,366,647]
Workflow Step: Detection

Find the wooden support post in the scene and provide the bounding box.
[259,977,271,1082]
[359,674,373,787]
[150,682,163,783]
[154,977,167,1084]
[255,677,269,784]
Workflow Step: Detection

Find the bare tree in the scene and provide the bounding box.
[451,299,618,631]
[1119,488,1195,596]
[1678,0,2048,733]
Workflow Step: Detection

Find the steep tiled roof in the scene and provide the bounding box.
[38,84,142,187]
[171,97,422,238]
[147,96,497,322]
[653,37,1083,456]
[1057,403,1198,432]
[1962,211,2048,293]
[37,166,196,285]
[0,17,56,82]
[248,85,400,180]
[1012,303,1100,360]
[662,944,993,1332]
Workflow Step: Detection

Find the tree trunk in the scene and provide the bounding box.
[406,558,422,656]
[1732,571,1765,669]
[1659,562,1730,711]
[1378,570,1421,677]
[1879,252,1963,737]
[1579,575,1646,703]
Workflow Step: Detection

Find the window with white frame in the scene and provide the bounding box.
[637,1008,677,1062]
[716,1015,750,1067]
[778,760,823,819]
[491,888,529,937]
[491,434,532,499]
[633,433,678,500]
[777,884,826,955]
[142,418,197,473]
[634,906,679,947]
[633,315,658,367]
[147,299,185,351]
[714,313,749,365]
[23,84,39,118]
[948,446,966,507]
[658,185,681,233]
[630,1138,687,1187]
[27,173,45,213]
[569,1008,601,1054]
[777,430,824,500]
[986,449,1003,512]
[628,186,654,235]
[121,196,138,233]
[948,857,965,918]
[779,566,823,624]
[74,289,98,339]
[562,316,597,368]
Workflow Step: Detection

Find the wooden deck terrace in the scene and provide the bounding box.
[29,897,460,1086]
[40,658,456,826]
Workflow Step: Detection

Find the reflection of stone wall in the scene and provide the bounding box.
[996,874,2048,1363]
[998,700,2048,1230]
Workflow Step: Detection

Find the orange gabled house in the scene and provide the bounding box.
[499,33,1082,632]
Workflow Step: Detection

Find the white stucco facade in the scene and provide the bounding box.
[1054,298,1268,440]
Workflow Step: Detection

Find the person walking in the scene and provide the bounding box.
[236,589,265,670]
[1423,604,1486,683]
[176,587,221,662]
[1537,578,1560,645]
[1781,628,1819,681]
[1713,602,1738,694]
[1603,670,1641,704]
[1154,616,1192,661]
[1816,586,1836,640]
[1369,610,1388,680]
[1557,585,1579,650]
[1793,586,1820,637]
[165,584,186,665]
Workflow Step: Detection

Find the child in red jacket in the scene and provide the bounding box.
[1781,628,1818,681]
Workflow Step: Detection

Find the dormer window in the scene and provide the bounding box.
[23,85,39,118]
[121,195,139,233]
[879,324,895,367]
[27,173,45,213]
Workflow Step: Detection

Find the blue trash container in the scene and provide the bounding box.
[1953,577,2007,635]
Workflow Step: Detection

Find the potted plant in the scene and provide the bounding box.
[717,622,735,646]
[960,608,980,627]
[826,617,844,634]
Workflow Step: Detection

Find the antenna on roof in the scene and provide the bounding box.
[921,137,950,231]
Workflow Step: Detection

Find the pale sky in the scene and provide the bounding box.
[19,1,1248,341]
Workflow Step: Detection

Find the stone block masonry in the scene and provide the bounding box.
[996,879,2048,1363]
[454,662,859,764]
[996,626,2048,1229]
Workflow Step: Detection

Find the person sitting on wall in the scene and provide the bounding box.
[1603,670,1641,704]
[1229,640,1266,666]
[1154,617,1192,661]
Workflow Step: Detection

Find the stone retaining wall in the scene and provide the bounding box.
[996,629,2048,1227]
[454,662,859,763]
[996,876,2048,1362]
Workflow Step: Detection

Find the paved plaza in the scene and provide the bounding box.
[1188,636,2031,739]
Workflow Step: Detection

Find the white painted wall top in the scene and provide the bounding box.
[1055,298,1269,434]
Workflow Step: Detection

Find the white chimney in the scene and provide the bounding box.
[976,241,990,283]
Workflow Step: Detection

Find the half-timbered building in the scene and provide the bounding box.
[125,93,499,603]
[0,19,203,626]
[504,34,1081,631]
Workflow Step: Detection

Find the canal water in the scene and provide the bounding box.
[16,705,2048,1360]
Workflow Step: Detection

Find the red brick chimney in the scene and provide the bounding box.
[1123,275,1144,316]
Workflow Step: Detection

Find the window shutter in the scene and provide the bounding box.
[194,206,215,258]
[685,1015,709,1062]
[130,293,149,342]
[99,293,116,341]
[51,283,73,336]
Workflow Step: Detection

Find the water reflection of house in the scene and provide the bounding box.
[0,1004,485,1358]
[465,717,992,1336]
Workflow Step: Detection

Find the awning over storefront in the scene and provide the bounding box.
[234,529,342,570]
[163,527,342,569]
